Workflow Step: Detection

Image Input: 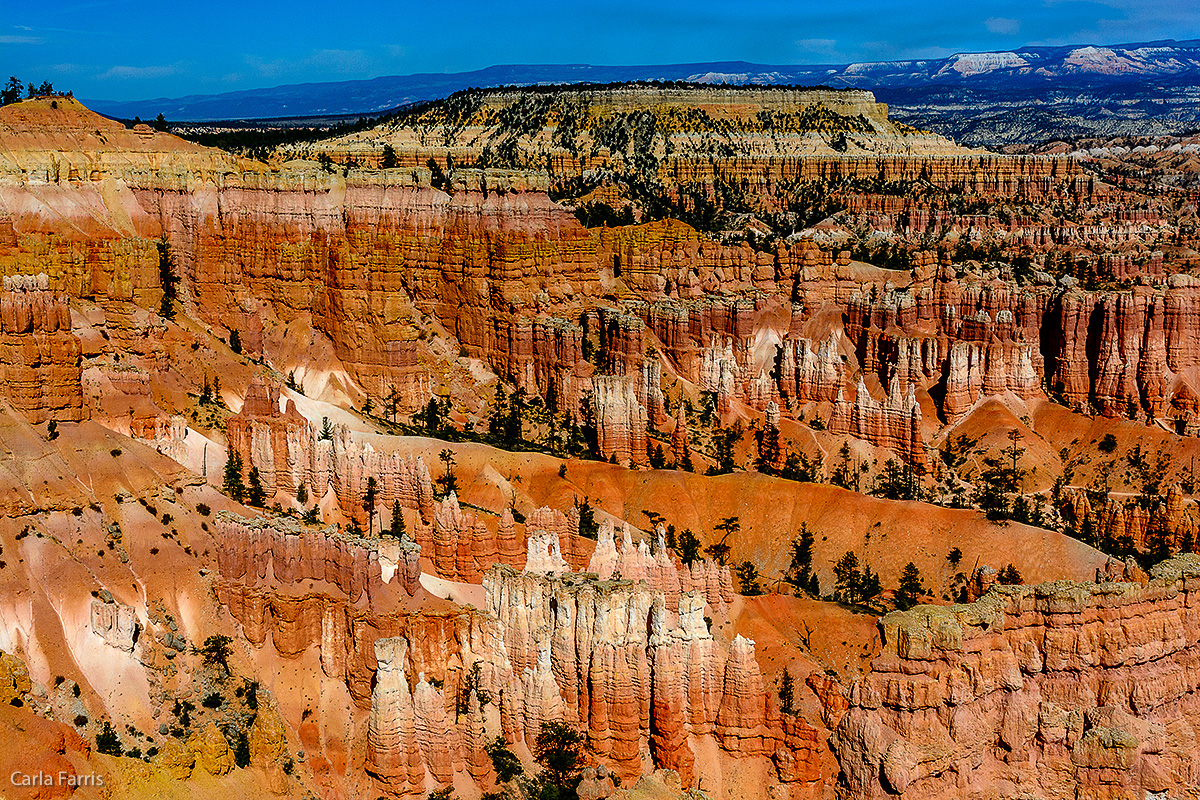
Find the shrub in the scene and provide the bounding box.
[96,722,123,756]
[201,692,223,709]
[233,730,250,768]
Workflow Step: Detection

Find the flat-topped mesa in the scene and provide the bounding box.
[830,553,1200,800]
[309,85,1085,200]
[829,378,926,469]
[481,565,816,788]
[227,378,436,519]
[0,272,84,423]
[214,511,421,603]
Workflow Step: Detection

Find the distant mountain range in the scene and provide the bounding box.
[83,39,1200,146]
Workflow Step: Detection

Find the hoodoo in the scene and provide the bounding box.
[1,68,1198,800]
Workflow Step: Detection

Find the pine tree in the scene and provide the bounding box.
[247,466,266,507]
[861,564,881,601]
[896,562,924,610]
[296,481,308,505]
[834,551,861,604]
[488,384,509,439]
[389,499,406,539]
[503,388,524,446]
[707,516,739,565]
[784,524,816,595]
[381,144,399,169]
[735,561,763,595]
[363,476,379,535]
[778,667,795,715]
[223,451,245,502]
[437,449,458,496]
[998,564,1023,585]
[754,424,780,475]
[157,239,177,320]
[674,529,701,565]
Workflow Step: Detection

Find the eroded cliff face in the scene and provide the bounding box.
[831,554,1200,800]
[214,511,422,602]
[0,273,83,423]
[226,379,437,518]
[210,508,818,797]
[479,567,822,789]
[1063,484,1200,556]
[2,96,1182,475]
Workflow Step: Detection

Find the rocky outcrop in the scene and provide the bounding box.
[524,528,570,576]
[829,378,926,468]
[413,496,594,581]
[670,403,692,469]
[0,273,83,424]
[214,511,421,601]
[1063,484,1199,556]
[587,522,733,610]
[89,598,139,652]
[777,330,846,405]
[227,380,436,520]
[830,554,1200,800]
[942,338,1042,421]
[592,376,649,467]
[367,637,426,794]
[483,566,821,787]
[421,492,495,582]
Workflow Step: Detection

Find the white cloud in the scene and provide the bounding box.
[796,38,839,56]
[244,49,376,81]
[0,35,41,44]
[99,65,178,80]
[984,17,1021,35]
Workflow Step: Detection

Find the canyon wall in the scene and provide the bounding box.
[6,98,1200,467]
[212,512,820,797]
[831,554,1200,800]
[214,511,422,601]
[226,379,437,520]
[479,567,822,789]
[0,273,83,423]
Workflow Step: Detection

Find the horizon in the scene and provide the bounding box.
[5,0,1200,102]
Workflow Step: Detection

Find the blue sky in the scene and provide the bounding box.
[3,0,1199,101]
